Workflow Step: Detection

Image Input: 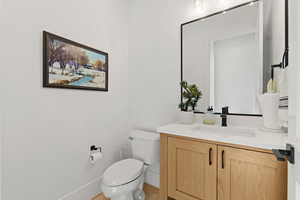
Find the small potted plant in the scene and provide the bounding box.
[178,81,202,124]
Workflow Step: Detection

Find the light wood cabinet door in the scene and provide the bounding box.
[168,137,217,200]
[218,146,287,200]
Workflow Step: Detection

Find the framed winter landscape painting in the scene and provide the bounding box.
[43,31,108,91]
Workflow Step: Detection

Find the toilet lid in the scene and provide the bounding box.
[103,159,144,186]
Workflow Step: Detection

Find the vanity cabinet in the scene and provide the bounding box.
[218,146,287,200]
[168,137,217,200]
[160,134,287,200]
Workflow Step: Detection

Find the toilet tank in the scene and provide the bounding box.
[130,130,160,165]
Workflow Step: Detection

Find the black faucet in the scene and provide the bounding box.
[221,106,229,127]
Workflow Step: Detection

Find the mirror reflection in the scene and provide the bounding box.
[182,0,287,115]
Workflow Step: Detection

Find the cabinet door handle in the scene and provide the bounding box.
[209,148,213,165]
[221,150,225,169]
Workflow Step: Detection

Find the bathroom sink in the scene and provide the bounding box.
[192,125,256,137]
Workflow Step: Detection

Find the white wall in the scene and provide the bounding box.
[0,0,130,199]
[129,0,257,188]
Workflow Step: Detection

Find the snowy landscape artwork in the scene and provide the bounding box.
[43,31,108,91]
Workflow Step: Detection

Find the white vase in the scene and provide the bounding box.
[257,93,280,130]
[179,111,194,124]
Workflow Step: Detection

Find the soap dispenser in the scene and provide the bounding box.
[203,106,216,125]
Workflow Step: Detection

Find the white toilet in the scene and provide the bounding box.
[101,130,160,200]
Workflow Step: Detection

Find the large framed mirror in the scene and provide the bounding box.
[181,0,289,116]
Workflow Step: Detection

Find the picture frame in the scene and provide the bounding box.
[43,31,109,91]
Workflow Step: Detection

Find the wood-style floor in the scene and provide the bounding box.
[143,183,160,200]
[92,184,159,200]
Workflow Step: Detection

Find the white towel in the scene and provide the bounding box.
[278,68,288,98]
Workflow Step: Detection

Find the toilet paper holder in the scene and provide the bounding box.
[89,145,103,164]
[90,145,102,152]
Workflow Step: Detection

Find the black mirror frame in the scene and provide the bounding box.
[180,0,289,117]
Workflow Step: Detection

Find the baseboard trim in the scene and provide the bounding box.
[92,184,159,200]
[58,176,102,200]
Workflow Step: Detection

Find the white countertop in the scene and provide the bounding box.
[157,123,288,150]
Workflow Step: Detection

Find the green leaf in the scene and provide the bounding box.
[179,81,203,111]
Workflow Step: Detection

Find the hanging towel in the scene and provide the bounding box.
[278,68,288,98]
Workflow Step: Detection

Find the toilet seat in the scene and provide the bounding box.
[103,159,144,187]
